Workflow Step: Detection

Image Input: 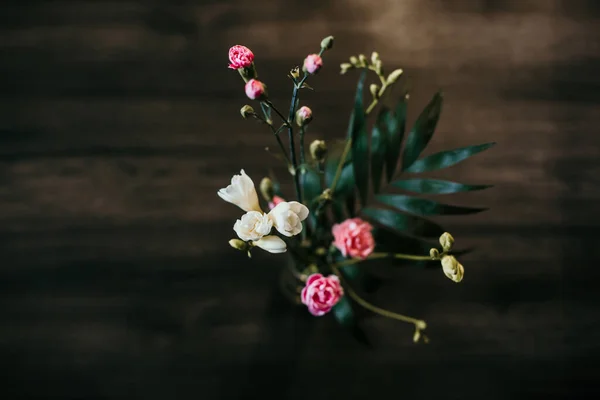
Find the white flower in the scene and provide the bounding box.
[268,201,309,237]
[253,235,287,254]
[233,211,273,241]
[218,169,261,212]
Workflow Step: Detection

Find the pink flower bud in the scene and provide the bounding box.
[244,79,267,100]
[268,195,285,210]
[332,218,375,259]
[295,106,313,126]
[301,274,344,316]
[228,45,254,69]
[303,54,323,75]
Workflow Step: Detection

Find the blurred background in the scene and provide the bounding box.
[1,0,599,398]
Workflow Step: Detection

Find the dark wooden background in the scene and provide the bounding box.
[1,0,599,399]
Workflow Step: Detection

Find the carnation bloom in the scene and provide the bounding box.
[301,274,344,316]
[245,79,267,100]
[303,54,323,75]
[228,45,254,69]
[332,218,375,259]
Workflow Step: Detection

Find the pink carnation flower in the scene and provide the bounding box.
[268,195,285,210]
[245,79,266,100]
[332,218,375,259]
[228,45,254,69]
[303,54,323,75]
[301,273,344,316]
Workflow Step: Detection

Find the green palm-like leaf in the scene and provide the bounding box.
[361,207,444,238]
[375,194,487,217]
[350,71,369,206]
[300,167,322,206]
[401,92,443,171]
[390,178,492,194]
[386,96,408,181]
[405,142,496,173]
[370,108,389,193]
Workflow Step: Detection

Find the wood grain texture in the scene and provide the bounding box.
[0,0,599,399]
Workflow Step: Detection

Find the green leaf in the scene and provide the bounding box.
[332,296,370,347]
[373,227,434,255]
[361,207,444,238]
[371,108,389,193]
[375,194,487,217]
[386,96,407,181]
[404,142,496,173]
[300,167,322,206]
[401,92,444,171]
[331,200,346,222]
[350,71,369,207]
[325,142,355,198]
[391,178,492,194]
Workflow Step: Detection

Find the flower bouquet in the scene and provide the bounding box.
[219,36,495,344]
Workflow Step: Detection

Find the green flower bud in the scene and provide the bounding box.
[259,177,274,201]
[439,232,454,252]
[349,56,359,65]
[429,248,440,259]
[369,83,380,99]
[309,140,327,162]
[229,239,248,251]
[358,54,367,66]
[386,68,403,85]
[441,255,464,283]
[320,35,334,50]
[340,63,352,75]
[240,105,255,119]
[371,51,380,65]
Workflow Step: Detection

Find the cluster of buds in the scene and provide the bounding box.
[429,232,464,283]
[228,45,268,101]
[340,52,404,102]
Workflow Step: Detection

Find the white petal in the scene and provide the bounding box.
[286,201,309,220]
[254,235,287,253]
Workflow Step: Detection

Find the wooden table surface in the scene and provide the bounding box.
[1,1,599,399]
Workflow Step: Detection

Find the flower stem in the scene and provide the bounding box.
[299,126,306,167]
[285,76,308,203]
[331,264,426,328]
[333,252,434,268]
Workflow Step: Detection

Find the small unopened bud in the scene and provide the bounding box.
[289,66,300,80]
[309,140,327,162]
[371,51,380,65]
[439,232,454,252]
[369,84,380,99]
[441,255,464,283]
[320,35,334,50]
[303,54,323,75]
[340,63,352,75]
[349,56,359,65]
[229,239,248,251]
[240,105,255,119]
[429,248,440,259]
[374,60,383,76]
[416,320,427,330]
[245,79,267,100]
[358,54,367,66]
[413,329,421,343]
[295,106,313,127]
[386,68,404,85]
[259,177,274,201]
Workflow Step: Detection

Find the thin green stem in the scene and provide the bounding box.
[333,252,435,268]
[265,101,291,127]
[331,264,426,328]
[299,126,306,167]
